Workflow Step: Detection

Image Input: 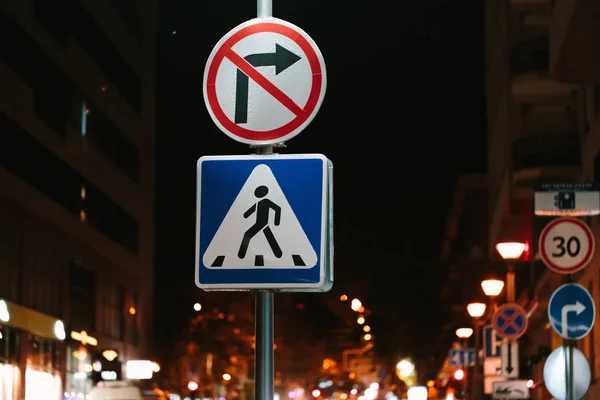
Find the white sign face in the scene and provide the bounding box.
[203,17,327,146]
[539,217,594,274]
[492,380,530,399]
[543,346,591,400]
[500,342,519,378]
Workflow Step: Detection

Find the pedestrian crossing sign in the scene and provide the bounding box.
[195,154,333,291]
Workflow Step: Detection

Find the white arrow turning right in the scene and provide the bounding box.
[561,301,586,337]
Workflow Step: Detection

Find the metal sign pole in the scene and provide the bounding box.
[254,136,275,400]
[257,0,272,18]
[568,343,574,400]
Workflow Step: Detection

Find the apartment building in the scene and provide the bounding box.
[486,1,600,399]
[0,0,156,399]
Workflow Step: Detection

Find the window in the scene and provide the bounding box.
[24,248,62,318]
[84,101,140,182]
[71,2,141,111]
[0,112,140,253]
[127,293,139,345]
[0,8,73,136]
[69,262,96,332]
[101,283,124,340]
[0,326,20,364]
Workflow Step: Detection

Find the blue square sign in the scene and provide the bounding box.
[195,154,332,291]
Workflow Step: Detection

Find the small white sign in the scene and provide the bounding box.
[535,183,600,217]
[501,342,519,378]
[492,380,530,399]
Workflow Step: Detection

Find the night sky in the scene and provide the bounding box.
[154,0,486,363]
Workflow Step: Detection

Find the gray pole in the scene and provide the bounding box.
[255,290,274,400]
[257,0,272,18]
[254,143,275,400]
[471,323,481,400]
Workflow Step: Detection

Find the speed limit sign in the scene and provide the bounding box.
[539,217,594,274]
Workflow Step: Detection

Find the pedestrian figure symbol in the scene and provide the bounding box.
[238,185,283,259]
[201,163,319,269]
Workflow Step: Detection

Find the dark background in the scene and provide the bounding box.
[154,0,487,365]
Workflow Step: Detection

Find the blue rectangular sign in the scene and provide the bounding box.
[483,325,503,357]
[195,154,332,291]
[449,349,475,367]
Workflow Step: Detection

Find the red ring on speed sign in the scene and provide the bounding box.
[539,217,594,274]
[204,18,326,145]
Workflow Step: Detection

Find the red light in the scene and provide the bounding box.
[526,379,534,388]
[453,369,464,381]
[296,303,305,310]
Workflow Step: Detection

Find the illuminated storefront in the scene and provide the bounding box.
[65,330,99,399]
[0,299,65,400]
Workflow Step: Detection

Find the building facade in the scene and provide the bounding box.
[0,0,156,399]
[486,0,600,399]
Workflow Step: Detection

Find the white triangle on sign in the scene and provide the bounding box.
[203,164,318,269]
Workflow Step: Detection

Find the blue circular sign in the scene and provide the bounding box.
[548,283,596,340]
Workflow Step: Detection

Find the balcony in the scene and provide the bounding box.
[510,37,577,103]
[512,133,581,188]
[550,0,600,84]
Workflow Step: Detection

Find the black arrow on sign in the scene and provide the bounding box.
[506,342,514,374]
[235,44,302,124]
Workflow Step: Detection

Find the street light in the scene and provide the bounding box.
[467,302,487,400]
[351,299,362,312]
[466,302,486,318]
[193,303,202,312]
[357,316,365,324]
[481,279,504,297]
[495,242,526,260]
[496,241,525,303]
[455,328,473,339]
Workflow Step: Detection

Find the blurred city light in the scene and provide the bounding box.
[223,373,231,381]
[363,325,371,333]
[188,381,199,391]
[193,303,202,312]
[396,360,414,377]
[351,299,362,311]
[453,369,464,380]
[312,390,321,398]
[527,379,534,388]
[407,386,427,400]
[357,316,365,324]
[363,333,372,341]
[340,294,348,301]
[455,328,473,339]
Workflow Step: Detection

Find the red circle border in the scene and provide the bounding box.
[539,217,594,274]
[205,22,324,142]
[492,303,528,341]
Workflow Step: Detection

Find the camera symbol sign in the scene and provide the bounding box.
[202,17,327,146]
[539,217,594,274]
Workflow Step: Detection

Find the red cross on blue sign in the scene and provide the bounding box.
[492,303,528,341]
